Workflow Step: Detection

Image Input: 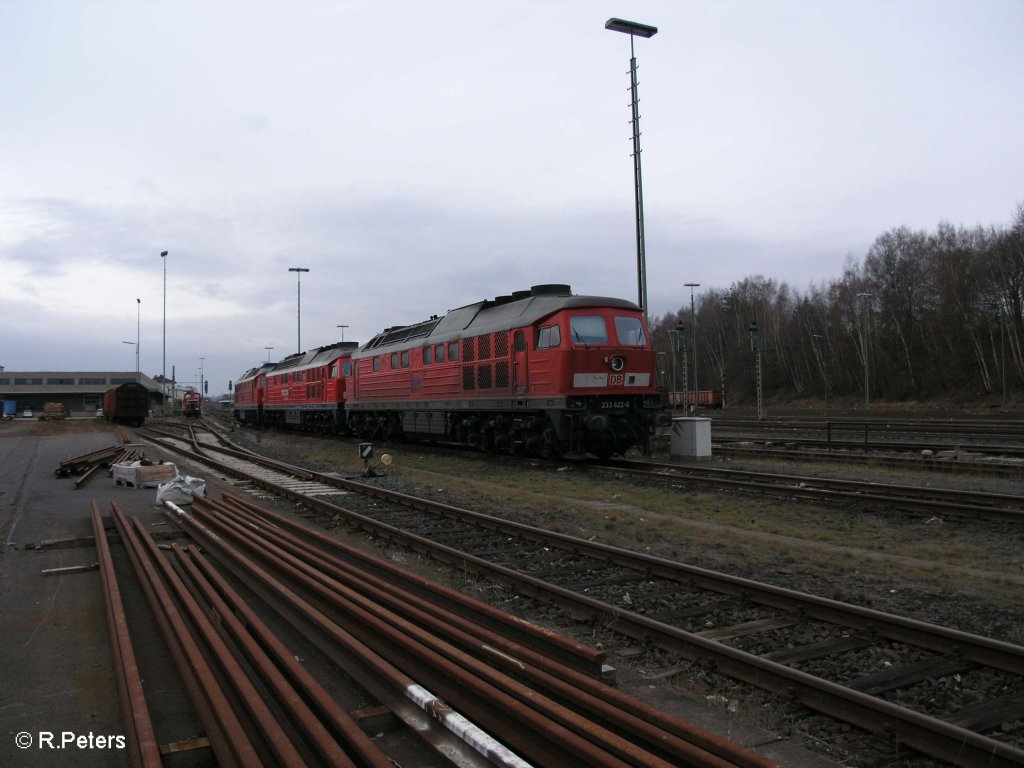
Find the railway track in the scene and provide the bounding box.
[708,443,1024,479]
[139,422,1024,767]
[707,417,1024,459]
[117,423,783,767]
[598,459,1024,523]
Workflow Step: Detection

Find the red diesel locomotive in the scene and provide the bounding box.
[182,391,202,417]
[233,285,669,458]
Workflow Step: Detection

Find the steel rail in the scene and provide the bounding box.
[108,502,261,768]
[161,500,552,768]
[144,431,1024,765]
[710,417,1024,436]
[313,518,1024,768]
[710,444,1024,478]
[90,502,163,768]
[710,431,1024,458]
[167,544,374,768]
[141,432,1024,674]
[142,432,615,671]
[219,490,606,677]
[167,423,1024,521]
[179,545,395,768]
[213,492,783,768]
[600,461,1024,523]
[124,516,308,767]
[73,455,116,489]
[56,445,121,475]
[178,498,675,768]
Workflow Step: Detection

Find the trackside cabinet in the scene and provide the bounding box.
[670,417,711,459]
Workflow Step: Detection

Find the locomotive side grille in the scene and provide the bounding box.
[462,365,475,390]
[494,331,508,357]
[478,364,492,390]
[479,334,492,360]
[463,337,476,362]
[495,360,509,388]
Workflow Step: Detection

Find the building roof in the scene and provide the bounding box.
[0,371,166,396]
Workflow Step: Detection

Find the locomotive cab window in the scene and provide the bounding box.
[569,315,609,345]
[536,325,561,350]
[330,364,339,378]
[615,316,646,346]
[342,361,352,376]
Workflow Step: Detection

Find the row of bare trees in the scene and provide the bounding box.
[651,205,1024,408]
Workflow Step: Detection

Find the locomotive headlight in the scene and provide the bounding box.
[610,356,625,372]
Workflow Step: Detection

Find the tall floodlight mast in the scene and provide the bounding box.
[605,17,658,317]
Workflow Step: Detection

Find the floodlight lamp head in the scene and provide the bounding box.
[605,18,658,38]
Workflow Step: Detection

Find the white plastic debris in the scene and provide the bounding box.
[155,475,206,505]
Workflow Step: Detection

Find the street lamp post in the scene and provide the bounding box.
[160,251,168,417]
[668,326,677,395]
[992,301,1007,406]
[199,357,205,400]
[289,267,310,354]
[605,17,658,318]
[685,283,700,409]
[668,323,685,400]
[812,333,828,416]
[337,324,349,343]
[857,293,873,411]
[749,323,765,423]
[135,298,140,373]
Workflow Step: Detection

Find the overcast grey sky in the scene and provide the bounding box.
[2,0,1021,396]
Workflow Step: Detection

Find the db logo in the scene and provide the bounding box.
[609,374,625,386]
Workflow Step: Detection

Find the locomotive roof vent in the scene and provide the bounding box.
[512,290,533,300]
[530,284,572,296]
[490,295,514,306]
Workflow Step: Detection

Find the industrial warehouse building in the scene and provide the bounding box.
[0,369,169,416]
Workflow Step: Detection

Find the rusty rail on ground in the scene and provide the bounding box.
[90,501,162,768]
[166,494,779,768]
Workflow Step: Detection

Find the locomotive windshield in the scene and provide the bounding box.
[614,316,646,346]
[569,315,608,345]
[568,314,646,346]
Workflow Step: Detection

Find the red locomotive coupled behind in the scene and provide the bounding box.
[233,285,669,458]
[182,391,202,418]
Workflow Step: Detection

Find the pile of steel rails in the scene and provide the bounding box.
[91,491,783,768]
[55,429,140,489]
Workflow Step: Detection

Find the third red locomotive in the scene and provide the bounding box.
[234,284,669,458]
[182,391,202,418]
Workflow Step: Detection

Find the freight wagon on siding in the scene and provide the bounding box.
[102,382,148,427]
